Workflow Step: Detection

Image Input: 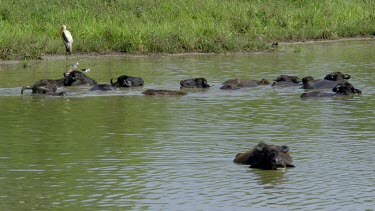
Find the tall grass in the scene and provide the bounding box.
[0,0,374,60]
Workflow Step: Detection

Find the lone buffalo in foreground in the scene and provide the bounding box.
[234,142,295,170]
[220,78,269,89]
[180,78,212,88]
[111,75,144,87]
[300,81,361,98]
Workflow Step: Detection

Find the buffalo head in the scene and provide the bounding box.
[332,82,361,95]
[64,71,97,86]
[324,72,351,81]
[180,78,212,88]
[275,75,300,83]
[234,142,295,170]
[110,75,144,87]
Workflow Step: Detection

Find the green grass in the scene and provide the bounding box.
[0,0,374,60]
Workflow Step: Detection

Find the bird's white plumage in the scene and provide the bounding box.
[61,25,73,53]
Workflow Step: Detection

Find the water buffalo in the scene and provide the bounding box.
[300,81,361,98]
[272,75,301,87]
[64,70,97,86]
[220,84,240,90]
[323,72,350,81]
[90,84,116,91]
[110,75,144,87]
[272,81,302,87]
[180,78,212,88]
[302,76,342,89]
[21,71,97,94]
[142,89,187,96]
[21,79,66,95]
[275,75,300,83]
[220,78,269,89]
[302,72,351,89]
[234,142,295,170]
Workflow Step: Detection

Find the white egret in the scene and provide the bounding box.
[61,25,73,68]
[61,25,73,53]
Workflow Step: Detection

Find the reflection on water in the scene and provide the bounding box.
[0,40,374,210]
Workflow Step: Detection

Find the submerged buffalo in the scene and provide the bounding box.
[111,75,144,87]
[180,78,212,88]
[21,71,97,95]
[300,81,361,98]
[272,75,301,87]
[323,72,350,81]
[220,78,269,89]
[275,75,300,83]
[90,84,116,91]
[234,142,295,170]
[302,72,351,89]
[142,89,187,96]
[21,79,66,95]
[302,76,343,89]
[64,70,97,86]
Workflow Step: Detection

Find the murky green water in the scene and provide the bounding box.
[1,40,374,210]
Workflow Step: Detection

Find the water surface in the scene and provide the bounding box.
[0,40,374,210]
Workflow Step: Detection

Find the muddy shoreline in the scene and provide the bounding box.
[1,36,374,66]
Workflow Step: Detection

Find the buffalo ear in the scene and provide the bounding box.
[344,74,351,79]
[281,146,290,153]
[256,143,266,152]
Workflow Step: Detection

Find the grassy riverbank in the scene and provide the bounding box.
[0,0,374,60]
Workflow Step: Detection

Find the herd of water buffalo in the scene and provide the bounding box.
[219,71,361,98]
[20,70,362,169]
[21,70,361,99]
